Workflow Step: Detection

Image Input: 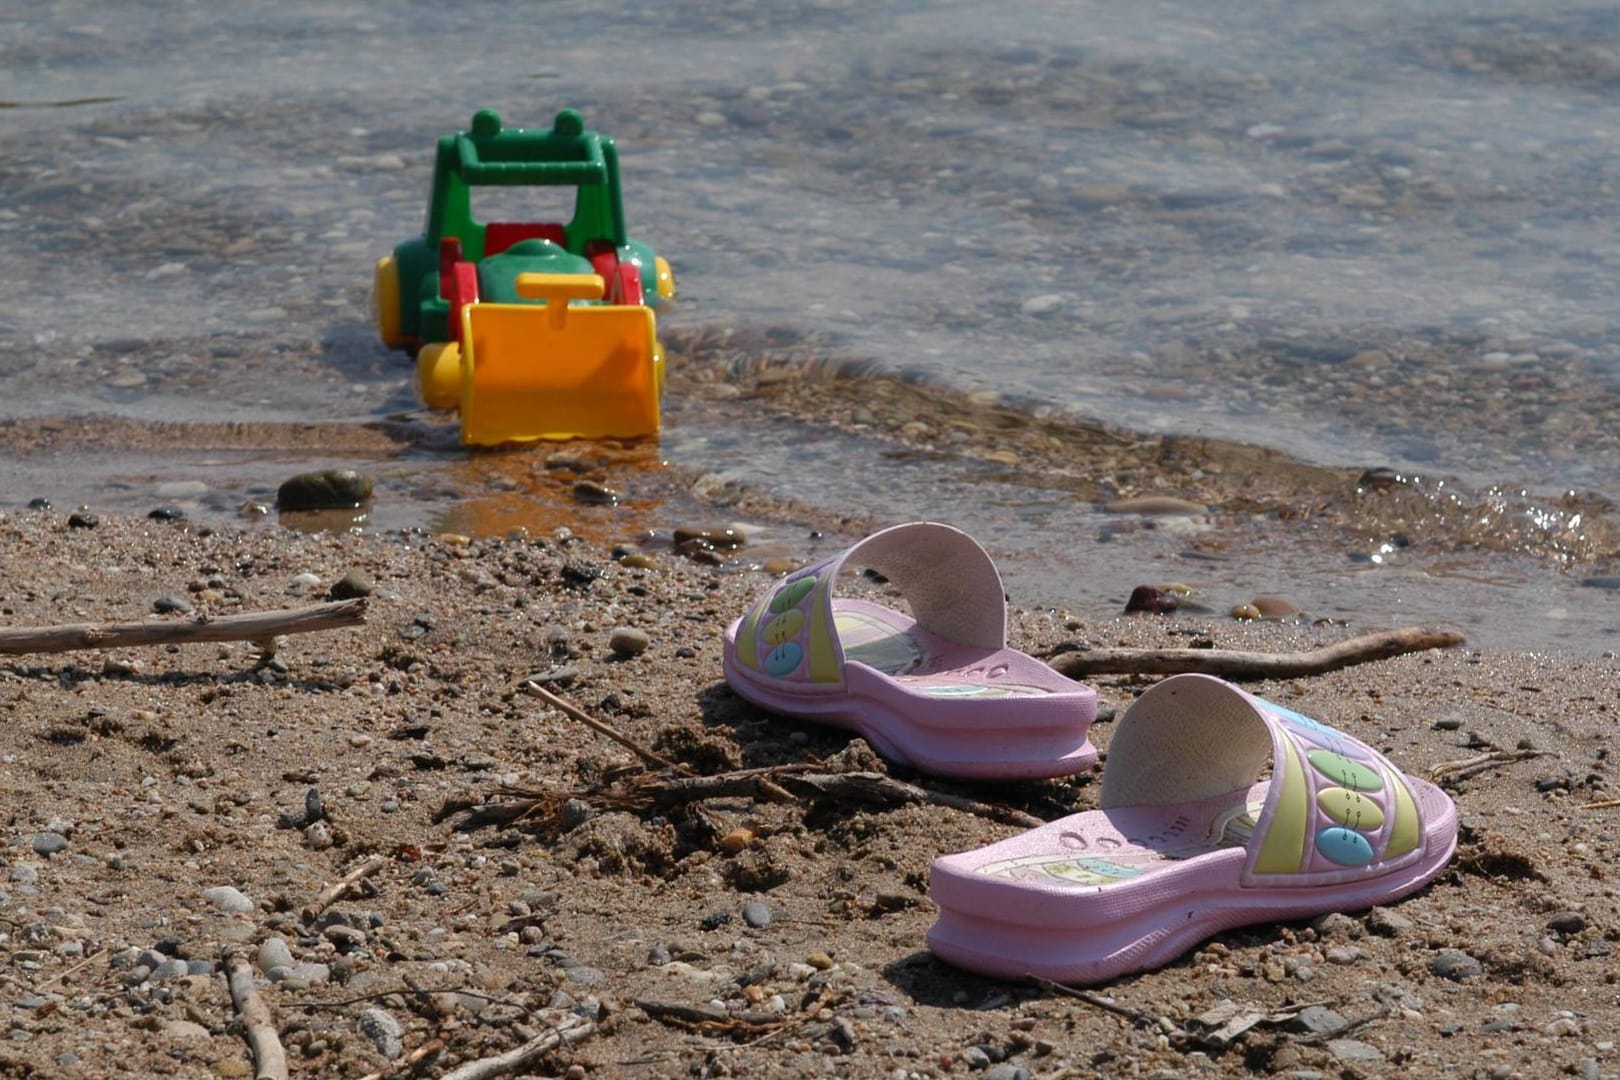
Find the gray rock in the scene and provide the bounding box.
[269,961,331,984]
[742,901,772,929]
[153,594,193,614]
[137,948,168,971]
[985,1066,1032,1080]
[162,1020,212,1042]
[257,937,295,974]
[152,958,190,982]
[1290,1006,1350,1037]
[1429,950,1483,981]
[1546,911,1587,935]
[1327,1038,1386,1063]
[31,833,69,856]
[277,469,374,511]
[329,570,375,599]
[358,1007,404,1059]
[960,1046,993,1070]
[1366,907,1413,936]
[9,862,38,885]
[203,886,254,914]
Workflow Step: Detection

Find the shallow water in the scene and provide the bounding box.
[3,1,1620,653]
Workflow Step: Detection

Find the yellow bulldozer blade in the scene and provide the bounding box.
[457,272,661,446]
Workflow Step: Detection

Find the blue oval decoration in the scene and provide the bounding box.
[763,641,804,677]
[1316,826,1376,867]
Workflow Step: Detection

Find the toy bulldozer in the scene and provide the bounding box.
[373,108,674,445]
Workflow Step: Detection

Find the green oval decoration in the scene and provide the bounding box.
[769,577,817,613]
[1316,786,1386,830]
[1306,749,1383,792]
[764,609,804,645]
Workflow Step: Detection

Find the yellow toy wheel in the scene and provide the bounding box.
[374,256,407,349]
[416,341,462,411]
[655,256,676,301]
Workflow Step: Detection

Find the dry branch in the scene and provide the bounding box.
[437,1013,595,1080]
[301,855,386,924]
[1049,626,1464,680]
[224,951,288,1080]
[451,765,1044,833]
[355,1037,445,1080]
[0,599,367,656]
[520,680,687,773]
[1429,748,1545,786]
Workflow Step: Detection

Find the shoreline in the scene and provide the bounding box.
[0,507,1616,1077]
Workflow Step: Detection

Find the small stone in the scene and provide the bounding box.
[1311,912,1360,939]
[148,506,185,522]
[358,1008,404,1059]
[1428,950,1483,981]
[742,902,772,929]
[1366,907,1413,936]
[269,962,331,984]
[329,570,375,600]
[162,1020,212,1041]
[31,833,69,856]
[719,827,755,854]
[1291,1006,1350,1037]
[203,885,254,914]
[806,950,834,971]
[572,480,622,505]
[305,821,334,851]
[672,524,746,550]
[1124,585,1178,615]
[960,1046,993,1070]
[985,1066,1031,1080]
[258,937,295,974]
[277,469,374,511]
[608,626,650,658]
[1020,293,1066,316]
[1546,911,1587,935]
[1327,1039,1385,1063]
[1325,946,1362,965]
[67,512,99,529]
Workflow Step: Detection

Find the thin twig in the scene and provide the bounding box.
[1429,748,1544,786]
[356,1037,446,1080]
[1032,976,1177,1032]
[521,680,688,774]
[437,1013,595,1080]
[224,951,288,1080]
[39,946,107,988]
[1582,798,1620,810]
[301,855,386,924]
[0,599,367,656]
[1049,626,1465,679]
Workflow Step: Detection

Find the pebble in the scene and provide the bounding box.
[152,593,192,614]
[719,827,755,854]
[203,884,254,915]
[1291,1006,1349,1037]
[1327,1039,1385,1063]
[67,512,99,529]
[277,469,374,511]
[1366,907,1412,936]
[329,570,375,599]
[608,626,650,658]
[572,480,622,505]
[1324,946,1362,965]
[31,833,69,856]
[305,821,334,851]
[1428,950,1483,981]
[162,1020,211,1042]
[358,1008,404,1059]
[985,1066,1031,1080]
[1546,911,1587,935]
[672,524,746,550]
[269,961,331,984]
[742,901,772,929]
[1020,293,1067,316]
[258,937,295,974]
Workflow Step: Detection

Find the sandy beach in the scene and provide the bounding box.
[1,496,1616,1080]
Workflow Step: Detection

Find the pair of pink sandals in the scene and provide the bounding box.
[724,522,1458,985]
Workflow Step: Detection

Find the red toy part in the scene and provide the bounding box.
[588,243,645,305]
[438,238,481,344]
[485,221,568,256]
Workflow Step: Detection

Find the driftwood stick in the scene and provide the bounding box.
[1049,626,1465,680]
[224,951,288,1080]
[301,855,386,924]
[1429,748,1544,786]
[437,1013,596,1080]
[0,599,367,656]
[521,680,688,774]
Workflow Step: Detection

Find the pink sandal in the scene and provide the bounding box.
[722,522,1098,779]
[928,673,1458,983]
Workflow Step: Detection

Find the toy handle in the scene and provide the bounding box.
[515,273,606,329]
